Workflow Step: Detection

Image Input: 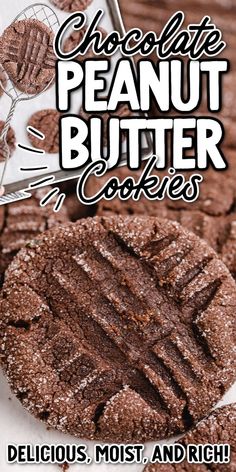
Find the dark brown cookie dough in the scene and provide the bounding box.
[58,179,95,221]
[63,27,107,62]
[50,0,92,13]
[79,101,133,146]
[120,0,236,47]
[119,0,236,150]
[0,120,16,162]
[86,149,236,278]
[64,193,88,221]
[0,19,55,95]
[144,403,236,472]
[28,109,60,153]
[0,188,69,284]
[0,216,235,441]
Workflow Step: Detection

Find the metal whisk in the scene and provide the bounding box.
[0,3,60,189]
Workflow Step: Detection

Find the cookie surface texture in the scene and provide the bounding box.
[87,151,236,279]
[0,188,69,282]
[144,403,236,471]
[0,216,235,441]
[0,19,55,94]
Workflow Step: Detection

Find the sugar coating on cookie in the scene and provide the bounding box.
[0,216,235,442]
[0,19,55,95]
[87,152,236,279]
[144,403,236,471]
[0,188,69,282]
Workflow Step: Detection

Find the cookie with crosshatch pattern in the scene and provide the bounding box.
[0,216,235,441]
[0,19,55,94]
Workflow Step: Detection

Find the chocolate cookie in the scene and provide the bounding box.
[63,27,107,62]
[0,120,16,162]
[88,150,236,217]
[120,0,236,44]
[65,193,90,221]
[144,403,236,471]
[50,0,92,13]
[28,110,60,153]
[0,68,7,97]
[58,179,94,221]
[0,216,235,441]
[79,101,133,146]
[87,150,236,278]
[0,19,55,95]
[119,0,236,150]
[0,188,69,284]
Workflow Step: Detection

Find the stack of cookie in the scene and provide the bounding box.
[0,188,70,285]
